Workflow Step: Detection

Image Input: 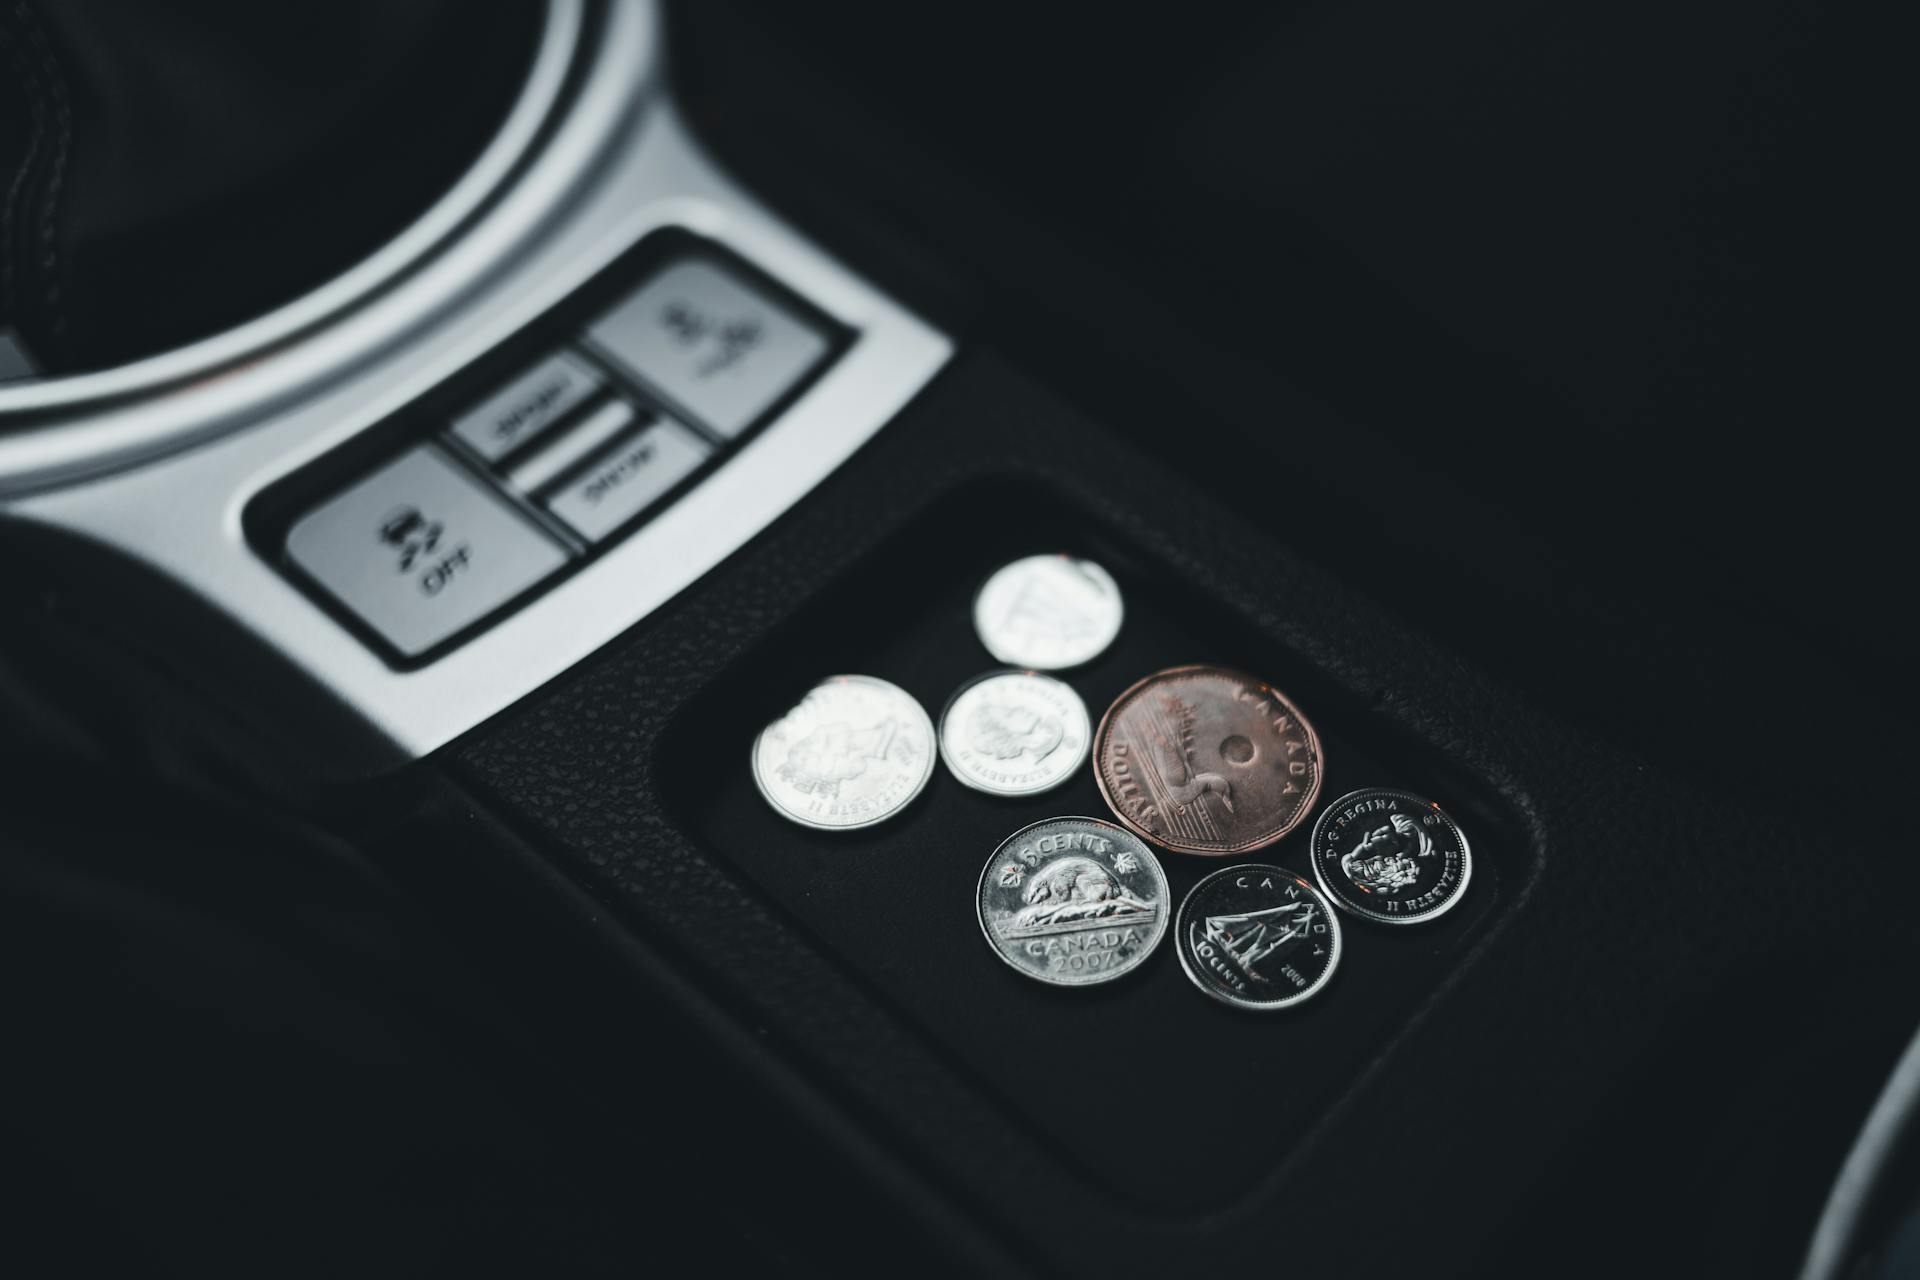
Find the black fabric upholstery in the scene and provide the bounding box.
[0,0,540,373]
[0,1,72,368]
[670,1,1909,824]
[0,746,969,1277]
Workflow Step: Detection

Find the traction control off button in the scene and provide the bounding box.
[286,446,569,658]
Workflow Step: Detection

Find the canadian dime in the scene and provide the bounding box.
[939,670,1091,797]
[1093,665,1323,855]
[976,816,1169,986]
[1175,865,1341,1011]
[1310,787,1472,925]
[972,555,1123,670]
[751,675,935,830]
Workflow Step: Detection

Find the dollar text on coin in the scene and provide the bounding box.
[976,816,1169,986]
[752,675,935,830]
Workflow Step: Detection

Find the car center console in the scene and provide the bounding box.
[257,234,849,667]
[4,3,1915,1277]
[0,0,948,771]
[443,350,1556,1271]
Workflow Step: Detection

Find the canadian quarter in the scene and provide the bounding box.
[1093,665,1324,855]
[939,670,1091,797]
[751,675,935,830]
[973,555,1124,670]
[976,816,1169,987]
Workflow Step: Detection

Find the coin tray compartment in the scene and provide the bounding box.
[660,478,1518,1212]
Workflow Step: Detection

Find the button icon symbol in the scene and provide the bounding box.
[659,299,765,378]
[378,506,444,573]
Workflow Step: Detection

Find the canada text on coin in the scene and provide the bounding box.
[939,670,1091,796]
[976,816,1169,986]
[972,555,1124,670]
[752,675,935,830]
[1093,665,1323,855]
[1310,787,1472,925]
[1175,865,1341,1010]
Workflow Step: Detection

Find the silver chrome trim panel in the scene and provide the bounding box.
[0,0,953,769]
[0,0,611,491]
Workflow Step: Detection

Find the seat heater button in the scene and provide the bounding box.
[585,259,829,439]
[287,445,569,658]
[449,349,603,462]
[545,418,713,542]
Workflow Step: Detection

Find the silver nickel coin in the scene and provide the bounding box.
[1175,864,1342,1011]
[751,675,935,831]
[1310,787,1473,925]
[972,555,1123,670]
[976,816,1169,987]
[939,670,1091,797]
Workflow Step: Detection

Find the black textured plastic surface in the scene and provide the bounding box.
[454,350,1916,1275]
[660,479,1505,1209]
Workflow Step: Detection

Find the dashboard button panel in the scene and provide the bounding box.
[264,236,857,669]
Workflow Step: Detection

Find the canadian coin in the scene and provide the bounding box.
[1093,665,1323,855]
[751,675,935,830]
[1175,864,1341,1010]
[972,555,1123,670]
[1310,787,1472,925]
[976,816,1169,987]
[939,670,1091,796]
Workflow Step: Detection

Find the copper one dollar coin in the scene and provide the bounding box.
[1093,665,1323,855]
